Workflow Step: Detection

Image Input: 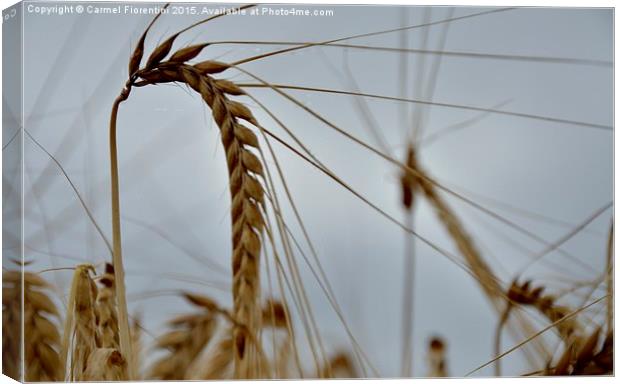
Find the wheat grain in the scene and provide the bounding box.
[82,348,127,381]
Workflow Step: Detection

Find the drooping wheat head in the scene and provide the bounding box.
[115,14,268,375]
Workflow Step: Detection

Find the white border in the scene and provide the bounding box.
[0,1,616,384]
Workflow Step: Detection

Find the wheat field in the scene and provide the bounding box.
[1,1,614,381]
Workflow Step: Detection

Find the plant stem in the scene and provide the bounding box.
[109,86,134,380]
[401,209,415,377]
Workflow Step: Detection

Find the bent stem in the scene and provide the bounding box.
[109,85,134,380]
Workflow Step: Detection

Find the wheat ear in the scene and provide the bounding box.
[83,348,127,380]
[129,46,267,377]
[426,337,448,377]
[3,271,62,381]
[63,265,99,381]
[507,280,583,347]
[149,311,217,379]
[3,270,24,380]
[149,315,217,379]
[553,327,612,375]
[320,352,357,378]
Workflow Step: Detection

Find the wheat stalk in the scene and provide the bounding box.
[399,144,419,377]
